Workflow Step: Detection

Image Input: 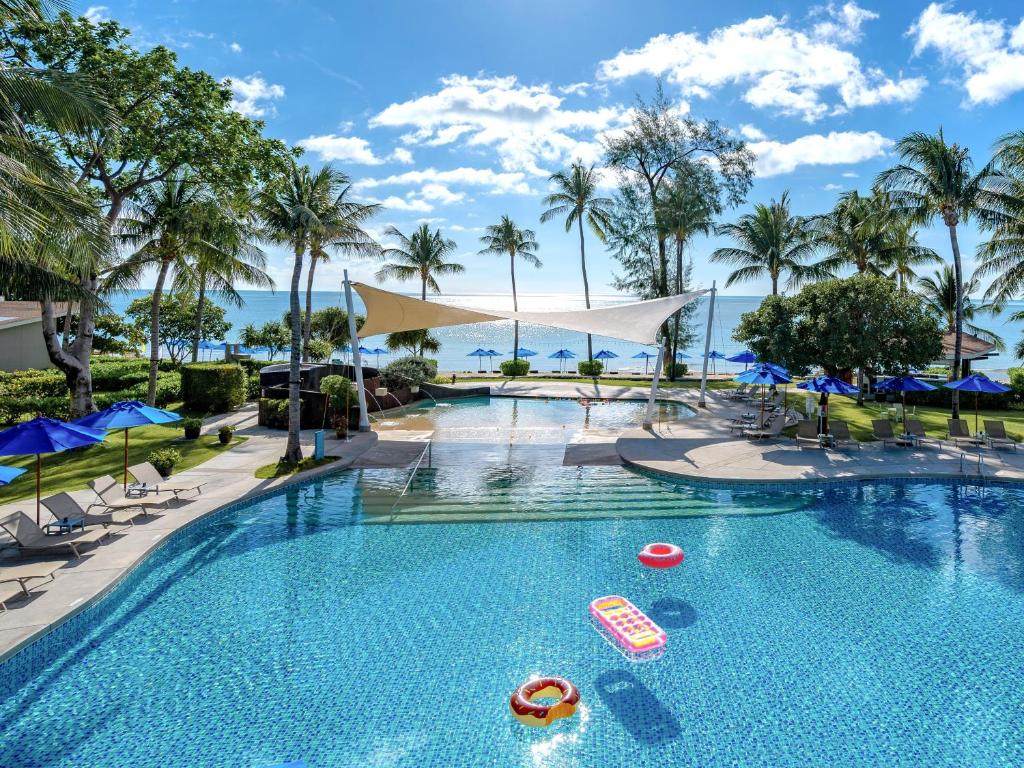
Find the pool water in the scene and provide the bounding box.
[373,395,692,439]
[3,468,1024,767]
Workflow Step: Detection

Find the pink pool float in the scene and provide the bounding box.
[589,595,667,657]
[637,542,684,569]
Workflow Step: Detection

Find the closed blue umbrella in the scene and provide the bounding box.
[943,373,1010,433]
[76,400,182,491]
[549,348,577,373]
[632,350,658,375]
[0,417,107,523]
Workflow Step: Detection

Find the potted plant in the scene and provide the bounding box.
[319,374,352,439]
[218,424,234,445]
[148,448,182,477]
[182,417,202,440]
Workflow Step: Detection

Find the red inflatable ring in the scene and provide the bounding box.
[638,542,684,569]
[509,676,580,727]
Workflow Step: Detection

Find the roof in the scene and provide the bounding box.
[0,301,69,330]
[939,331,997,361]
[352,283,707,346]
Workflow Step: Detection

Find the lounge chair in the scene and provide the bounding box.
[828,420,860,450]
[0,559,67,611]
[0,511,110,558]
[947,419,983,448]
[905,419,942,449]
[983,420,1018,451]
[43,491,141,528]
[872,419,910,448]
[89,475,171,515]
[128,462,207,499]
[795,420,824,449]
[743,413,785,440]
[725,384,750,401]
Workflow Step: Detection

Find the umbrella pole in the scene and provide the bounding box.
[124,428,130,491]
[35,454,41,526]
[976,391,980,436]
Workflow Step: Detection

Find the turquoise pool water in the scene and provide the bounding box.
[3,469,1024,766]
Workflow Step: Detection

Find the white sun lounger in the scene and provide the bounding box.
[0,511,110,558]
[128,463,207,499]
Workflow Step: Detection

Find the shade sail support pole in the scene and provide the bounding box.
[698,281,716,409]
[344,271,371,432]
[643,347,664,430]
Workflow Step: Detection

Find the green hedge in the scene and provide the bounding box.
[500,359,530,377]
[181,363,246,413]
[236,358,265,400]
[577,360,604,376]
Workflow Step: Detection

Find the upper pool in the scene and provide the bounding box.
[3,465,1024,767]
[373,395,693,439]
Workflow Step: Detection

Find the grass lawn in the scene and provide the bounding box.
[254,456,339,479]
[778,390,1024,442]
[0,416,248,504]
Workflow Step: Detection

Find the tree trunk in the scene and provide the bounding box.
[60,306,73,351]
[577,216,592,361]
[511,250,519,362]
[302,251,318,363]
[284,244,305,465]
[191,267,206,363]
[421,273,427,302]
[771,274,778,296]
[147,258,172,406]
[41,299,92,416]
[948,222,963,419]
[669,236,684,381]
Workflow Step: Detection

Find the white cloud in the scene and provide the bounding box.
[739,123,767,141]
[559,82,590,96]
[449,224,483,232]
[367,195,434,213]
[83,5,108,23]
[354,166,534,196]
[823,183,844,190]
[229,42,243,54]
[418,183,465,205]
[748,130,893,176]
[909,3,1024,105]
[390,147,414,164]
[298,134,384,165]
[370,74,629,175]
[841,171,859,178]
[598,4,925,121]
[226,75,284,118]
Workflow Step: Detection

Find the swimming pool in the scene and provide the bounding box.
[2,464,1024,767]
[373,395,693,439]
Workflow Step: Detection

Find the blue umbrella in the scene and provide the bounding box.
[467,348,489,370]
[632,350,659,375]
[675,351,691,359]
[708,351,727,359]
[368,347,389,367]
[76,400,182,491]
[483,349,501,372]
[727,350,757,364]
[0,417,107,523]
[798,376,859,432]
[593,350,618,360]
[549,348,577,373]
[510,348,537,362]
[944,373,1010,433]
[736,365,792,422]
[875,375,938,425]
[0,465,27,485]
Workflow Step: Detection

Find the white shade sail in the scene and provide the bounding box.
[352,283,707,345]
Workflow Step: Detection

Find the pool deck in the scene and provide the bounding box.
[3,381,1024,664]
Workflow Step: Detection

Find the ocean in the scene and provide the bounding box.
[105,290,1024,377]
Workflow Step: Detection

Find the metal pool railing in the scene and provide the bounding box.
[389,440,432,519]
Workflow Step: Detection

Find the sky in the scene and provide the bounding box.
[84,0,1024,298]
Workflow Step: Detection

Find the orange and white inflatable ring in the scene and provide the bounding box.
[638,542,684,569]
[509,676,580,727]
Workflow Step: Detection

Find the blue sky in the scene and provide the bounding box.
[88,1,1024,298]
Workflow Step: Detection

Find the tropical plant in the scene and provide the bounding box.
[917,266,1004,351]
[711,192,819,295]
[319,374,351,432]
[479,216,540,361]
[875,129,1001,415]
[148,447,181,477]
[974,169,1024,306]
[240,321,290,361]
[8,11,287,416]
[379,356,438,390]
[305,338,333,362]
[876,221,941,291]
[302,168,380,361]
[376,224,463,300]
[254,163,333,463]
[805,190,891,277]
[384,329,440,357]
[125,293,230,364]
[540,160,614,360]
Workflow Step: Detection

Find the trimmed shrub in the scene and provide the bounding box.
[666,362,689,377]
[236,358,266,401]
[379,356,438,389]
[259,397,289,429]
[181,363,246,413]
[218,424,235,444]
[500,359,530,377]
[182,417,202,439]
[148,447,182,477]
[577,360,604,377]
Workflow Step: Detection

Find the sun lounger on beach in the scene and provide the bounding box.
[127,462,207,498]
[983,420,1018,451]
[743,413,785,440]
[0,511,110,558]
[947,419,983,448]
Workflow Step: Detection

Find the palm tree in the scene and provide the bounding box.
[478,216,540,360]
[876,221,941,291]
[254,163,331,464]
[974,169,1024,306]
[711,192,819,295]
[540,160,613,360]
[918,266,1003,351]
[302,170,380,361]
[115,175,225,405]
[806,190,892,276]
[875,129,1000,414]
[385,329,441,357]
[376,224,463,300]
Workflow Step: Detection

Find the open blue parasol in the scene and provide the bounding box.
[0,417,107,523]
[943,373,1010,433]
[798,376,859,432]
[549,348,577,373]
[76,400,182,490]
[875,375,938,425]
[632,350,659,375]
